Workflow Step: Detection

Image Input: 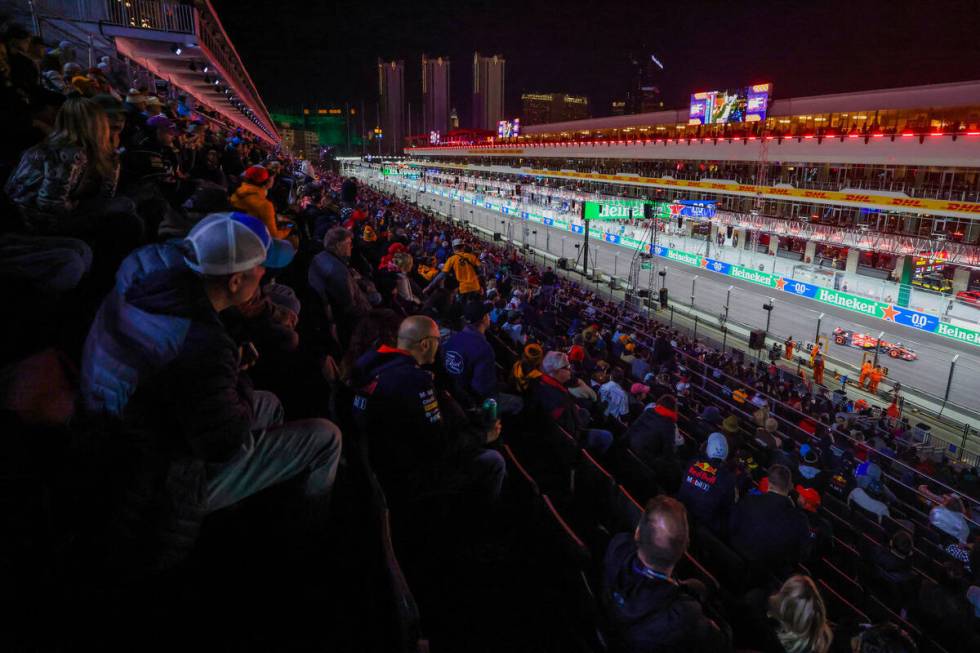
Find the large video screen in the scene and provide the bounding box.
[497,118,521,138]
[689,83,771,125]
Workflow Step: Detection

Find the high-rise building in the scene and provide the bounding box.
[422,55,451,137]
[610,100,627,116]
[450,107,460,130]
[626,53,664,114]
[377,59,405,154]
[521,92,590,125]
[472,52,505,130]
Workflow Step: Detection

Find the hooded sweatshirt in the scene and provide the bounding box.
[230,181,290,239]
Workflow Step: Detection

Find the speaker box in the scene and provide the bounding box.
[637,289,650,298]
[493,232,502,242]
[749,329,766,350]
[659,287,669,309]
[557,257,569,270]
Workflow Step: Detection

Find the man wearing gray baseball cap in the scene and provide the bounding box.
[81,212,341,563]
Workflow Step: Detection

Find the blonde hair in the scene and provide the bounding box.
[767,575,833,653]
[48,95,115,181]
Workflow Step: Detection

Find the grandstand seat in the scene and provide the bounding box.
[365,468,428,653]
[821,492,850,520]
[605,447,660,504]
[816,578,870,624]
[538,495,608,652]
[608,485,643,535]
[818,556,863,605]
[691,524,750,595]
[572,450,617,559]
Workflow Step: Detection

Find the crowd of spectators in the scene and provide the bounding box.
[3,17,980,652]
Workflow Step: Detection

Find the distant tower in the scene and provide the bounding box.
[450,107,460,130]
[422,55,451,137]
[377,58,405,154]
[472,52,506,130]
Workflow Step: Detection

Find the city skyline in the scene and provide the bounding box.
[215,0,980,128]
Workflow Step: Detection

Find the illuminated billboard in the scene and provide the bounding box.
[497,118,521,138]
[429,130,441,145]
[688,83,771,125]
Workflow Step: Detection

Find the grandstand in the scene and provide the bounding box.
[2,3,979,652]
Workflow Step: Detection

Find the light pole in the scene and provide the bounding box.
[690,275,698,308]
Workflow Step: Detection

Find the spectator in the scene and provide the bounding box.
[764,575,833,653]
[437,238,482,300]
[676,432,737,536]
[231,165,292,240]
[511,342,544,393]
[867,531,917,607]
[848,624,918,653]
[626,394,679,467]
[599,366,630,421]
[627,382,650,421]
[729,464,811,576]
[530,351,612,454]
[80,212,342,548]
[925,493,971,544]
[848,478,890,522]
[352,315,506,504]
[441,301,498,408]
[5,95,129,237]
[602,496,730,652]
[309,226,373,348]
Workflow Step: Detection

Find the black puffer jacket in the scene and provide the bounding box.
[602,533,730,653]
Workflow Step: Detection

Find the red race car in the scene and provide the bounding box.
[833,328,918,361]
[956,290,980,307]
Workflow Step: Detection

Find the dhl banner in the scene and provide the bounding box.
[404,160,980,219]
[525,168,980,219]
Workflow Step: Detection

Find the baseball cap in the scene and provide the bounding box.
[184,212,294,275]
[700,405,722,425]
[706,432,729,460]
[463,301,491,324]
[243,165,270,185]
[451,238,463,247]
[146,114,176,131]
[630,382,650,396]
[795,485,821,512]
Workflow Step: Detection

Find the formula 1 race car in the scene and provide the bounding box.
[832,328,918,361]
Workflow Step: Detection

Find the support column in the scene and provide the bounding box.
[895,255,913,307]
[804,240,817,264]
[709,223,719,243]
[768,235,779,256]
[735,228,747,248]
[845,248,860,275]
[952,266,971,293]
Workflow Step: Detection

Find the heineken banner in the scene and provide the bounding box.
[411,179,980,349]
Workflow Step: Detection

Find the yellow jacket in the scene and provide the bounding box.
[230,182,291,240]
[443,252,482,294]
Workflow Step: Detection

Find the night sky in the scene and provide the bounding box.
[213,0,980,127]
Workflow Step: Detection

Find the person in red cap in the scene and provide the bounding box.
[231,165,292,241]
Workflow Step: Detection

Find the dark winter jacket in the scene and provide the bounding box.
[602,533,730,653]
[728,492,811,574]
[441,325,496,407]
[81,242,254,463]
[308,249,371,345]
[626,404,678,467]
[5,142,119,235]
[352,346,481,494]
[528,373,587,438]
[676,456,737,536]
